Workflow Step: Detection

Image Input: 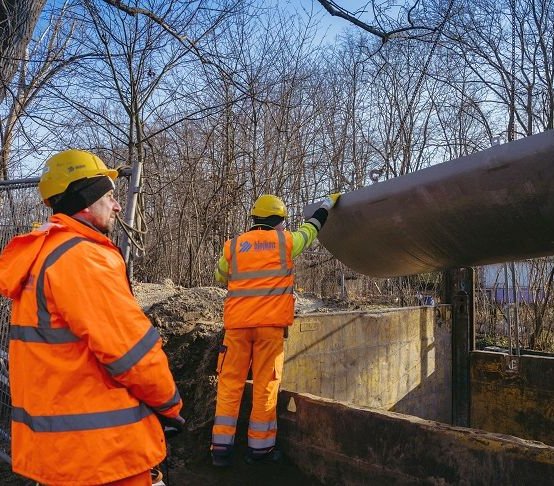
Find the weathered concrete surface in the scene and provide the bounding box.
[471,351,554,446]
[277,390,554,486]
[284,306,452,423]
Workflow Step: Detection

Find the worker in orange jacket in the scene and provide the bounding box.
[0,149,185,486]
[211,192,340,466]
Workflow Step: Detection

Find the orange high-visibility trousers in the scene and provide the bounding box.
[212,327,284,453]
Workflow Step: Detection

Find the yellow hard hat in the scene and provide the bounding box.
[251,194,287,218]
[38,149,118,204]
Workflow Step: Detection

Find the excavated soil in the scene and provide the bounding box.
[1,283,371,485]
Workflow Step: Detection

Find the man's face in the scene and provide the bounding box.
[83,190,121,234]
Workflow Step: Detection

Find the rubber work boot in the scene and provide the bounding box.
[211,450,233,467]
[244,447,282,465]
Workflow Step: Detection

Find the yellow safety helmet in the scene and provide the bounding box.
[38,149,118,204]
[251,194,287,218]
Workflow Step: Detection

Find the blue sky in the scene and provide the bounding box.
[296,0,376,44]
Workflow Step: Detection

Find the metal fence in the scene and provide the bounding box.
[0,178,49,463]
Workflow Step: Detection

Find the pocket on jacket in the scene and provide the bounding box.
[216,344,227,374]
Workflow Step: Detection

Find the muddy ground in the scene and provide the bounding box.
[0,284,375,485]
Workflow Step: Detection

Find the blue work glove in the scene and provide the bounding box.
[320,193,341,211]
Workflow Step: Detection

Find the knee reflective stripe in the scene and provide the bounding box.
[248,436,276,449]
[213,415,237,446]
[249,420,277,432]
[212,434,235,445]
[214,415,237,427]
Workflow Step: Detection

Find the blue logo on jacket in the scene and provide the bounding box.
[239,241,252,252]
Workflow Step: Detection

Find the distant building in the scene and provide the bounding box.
[480,262,547,304]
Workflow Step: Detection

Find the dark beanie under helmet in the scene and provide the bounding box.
[50,176,115,215]
[252,215,285,228]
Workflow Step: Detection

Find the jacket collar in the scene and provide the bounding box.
[50,213,113,245]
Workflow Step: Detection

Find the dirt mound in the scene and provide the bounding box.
[143,287,225,465]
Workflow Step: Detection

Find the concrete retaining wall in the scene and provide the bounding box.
[284,306,452,423]
[277,390,554,486]
[470,350,554,446]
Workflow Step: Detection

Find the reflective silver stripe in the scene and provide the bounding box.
[214,415,237,427]
[37,237,87,328]
[248,436,276,449]
[277,230,286,267]
[228,268,292,281]
[248,420,277,432]
[298,227,310,244]
[12,404,153,433]
[230,237,239,276]
[104,326,160,376]
[306,217,321,231]
[212,433,235,445]
[10,325,79,344]
[227,286,294,298]
[152,388,181,413]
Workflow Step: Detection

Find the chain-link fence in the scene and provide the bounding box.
[0,178,49,463]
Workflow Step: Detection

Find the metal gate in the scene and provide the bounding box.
[0,177,48,463]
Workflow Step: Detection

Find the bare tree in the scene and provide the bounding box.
[0,0,46,103]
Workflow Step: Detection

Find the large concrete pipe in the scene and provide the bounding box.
[304,130,554,277]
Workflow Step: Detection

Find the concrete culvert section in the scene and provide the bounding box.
[144,287,554,485]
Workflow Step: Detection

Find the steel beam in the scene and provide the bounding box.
[304,130,554,277]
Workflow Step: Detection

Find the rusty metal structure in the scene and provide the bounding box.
[306,130,554,278]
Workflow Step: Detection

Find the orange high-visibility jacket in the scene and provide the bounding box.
[0,214,182,485]
[223,229,294,328]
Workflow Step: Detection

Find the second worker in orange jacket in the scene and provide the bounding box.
[211,193,340,466]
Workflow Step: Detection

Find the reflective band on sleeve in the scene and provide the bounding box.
[104,326,160,376]
[36,237,87,328]
[298,228,310,244]
[248,436,276,449]
[248,420,277,432]
[228,268,292,281]
[152,388,181,413]
[214,415,238,426]
[227,286,294,298]
[306,217,321,231]
[212,433,235,445]
[10,325,79,344]
[12,403,153,433]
